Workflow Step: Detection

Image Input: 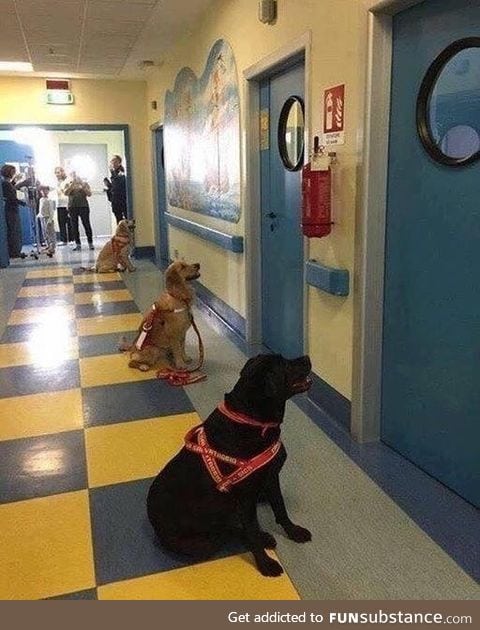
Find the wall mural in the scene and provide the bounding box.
[164,39,241,223]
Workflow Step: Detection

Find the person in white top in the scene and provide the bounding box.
[54,166,73,245]
[38,186,56,257]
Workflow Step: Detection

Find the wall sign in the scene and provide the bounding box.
[323,84,345,146]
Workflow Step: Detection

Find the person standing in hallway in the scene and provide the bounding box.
[109,155,127,224]
[1,164,27,259]
[65,172,94,251]
[54,166,73,245]
[38,186,56,257]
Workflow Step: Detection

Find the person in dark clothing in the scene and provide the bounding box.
[1,164,27,259]
[109,155,128,224]
[103,177,113,203]
[65,173,94,251]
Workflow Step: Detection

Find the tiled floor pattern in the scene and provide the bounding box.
[0,265,299,600]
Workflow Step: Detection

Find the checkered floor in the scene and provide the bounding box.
[0,265,299,600]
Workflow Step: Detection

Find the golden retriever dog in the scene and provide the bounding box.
[95,219,136,273]
[128,260,201,371]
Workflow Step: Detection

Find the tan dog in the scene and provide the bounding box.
[95,219,136,272]
[128,260,201,371]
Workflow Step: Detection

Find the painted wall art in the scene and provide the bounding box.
[164,39,241,223]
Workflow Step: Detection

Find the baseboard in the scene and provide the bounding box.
[134,246,155,259]
[305,371,351,429]
[192,280,247,353]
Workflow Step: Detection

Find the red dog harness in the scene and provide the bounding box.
[184,403,281,492]
[111,234,130,265]
[135,301,188,351]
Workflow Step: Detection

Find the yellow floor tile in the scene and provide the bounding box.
[73,272,121,284]
[77,313,141,336]
[18,284,74,298]
[8,304,75,326]
[79,353,156,388]
[0,389,83,441]
[74,289,133,305]
[26,267,73,279]
[0,337,78,369]
[98,553,300,600]
[0,491,95,600]
[85,413,200,488]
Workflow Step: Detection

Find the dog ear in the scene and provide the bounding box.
[240,355,265,378]
[166,267,183,292]
[264,366,285,399]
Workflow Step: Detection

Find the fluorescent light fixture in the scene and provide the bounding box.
[0,61,33,72]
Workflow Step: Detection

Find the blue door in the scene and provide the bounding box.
[153,127,169,267]
[260,61,305,358]
[383,0,480,506]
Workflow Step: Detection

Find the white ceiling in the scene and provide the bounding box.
[0,0,215,80]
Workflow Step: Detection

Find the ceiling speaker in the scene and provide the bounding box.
[259,0,277,24]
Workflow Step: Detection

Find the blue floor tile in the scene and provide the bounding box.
[0,430,87,504]
[47,589,97,600]
[78,332,138,358]
[82,379,194,427]
[75,301,139,319]
[23,277,72,287]
[90,478,244,586]
[14,296,74,309]
[0,360,80,398]
[74,281,126,293]
[0,321,77,344]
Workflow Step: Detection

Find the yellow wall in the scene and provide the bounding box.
[0,77,153,246]
[146,0,368,398]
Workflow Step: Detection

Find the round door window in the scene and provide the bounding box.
[417,38,480,166]
[278,96,305,171]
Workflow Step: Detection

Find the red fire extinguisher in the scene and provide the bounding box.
[301,137,333,238]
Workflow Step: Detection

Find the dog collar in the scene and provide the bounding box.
[217,401,280,437]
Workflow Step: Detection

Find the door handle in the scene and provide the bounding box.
[266,212,277,219]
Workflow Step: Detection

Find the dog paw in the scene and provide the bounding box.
[258,531,277,549]
[285,524,312,543]
[256,555,284,577]
[139,363,150,372]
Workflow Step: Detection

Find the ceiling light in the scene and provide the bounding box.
[0,61,33,72]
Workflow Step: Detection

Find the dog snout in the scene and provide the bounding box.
[193,263,200,270]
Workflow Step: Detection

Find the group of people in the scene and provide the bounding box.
[1,155,128,260]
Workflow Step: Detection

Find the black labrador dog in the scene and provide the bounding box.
[147,353,312,577]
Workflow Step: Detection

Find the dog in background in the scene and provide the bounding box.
[147,353,313,577]
[94,218,136,272]
[128,260,201,371]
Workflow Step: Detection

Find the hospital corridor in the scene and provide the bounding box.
[0,0,479,603]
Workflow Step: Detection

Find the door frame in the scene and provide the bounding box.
[243,32,312,354]
[150,122,169,267]
[0,123,132,268]
[352,0,431,442]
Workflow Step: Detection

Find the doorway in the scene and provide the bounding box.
[152,126,169,267]
[259,60,305,358]
[382,0,480,507]
[0,124,131,267]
